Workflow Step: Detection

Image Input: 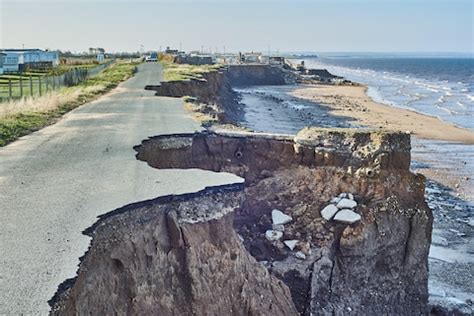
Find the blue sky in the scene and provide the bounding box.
[1,0,472,53]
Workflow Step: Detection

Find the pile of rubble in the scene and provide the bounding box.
[320,193,361,224]
[265,209,309,260]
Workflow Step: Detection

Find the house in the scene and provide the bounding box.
[0,49,59,72]
[269,56,285,65]
[2,51,20,72]
[0,52,5,74]
[241,52,262,63]
[164,47,179,55]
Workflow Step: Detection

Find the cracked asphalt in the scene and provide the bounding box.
[0,63,241,314]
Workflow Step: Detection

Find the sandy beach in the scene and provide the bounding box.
[291,84,474,144]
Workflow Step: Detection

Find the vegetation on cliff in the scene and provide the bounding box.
[160,59,221,82]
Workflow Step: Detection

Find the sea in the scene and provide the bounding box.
[237,53,474,202]
[293,53,474,130]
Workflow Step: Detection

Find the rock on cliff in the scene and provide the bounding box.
[49,184,298,315]
[134,127,433,315]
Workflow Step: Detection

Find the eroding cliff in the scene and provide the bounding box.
[50,128,432,315]
[134,127,432,315]
[49,184,298,315]
[145,64,293,123]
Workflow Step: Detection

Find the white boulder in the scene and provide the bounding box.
[333,209,361,224]
[272,224,285,232]
[330,197,341,204]
[337,198,357,209]
[272,209,293,225]
[265,230,283,241]
[348,193,354,200]
[295,251,306,260]
[321,204,339,221]
[283,240,298,251]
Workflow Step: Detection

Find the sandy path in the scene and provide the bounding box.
[292,84,474,144]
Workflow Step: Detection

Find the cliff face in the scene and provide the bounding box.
[145,64,292,123]
[226,65,288,86]
[49,127,432,315]
[49,184,298,315]
[135,128,432,315]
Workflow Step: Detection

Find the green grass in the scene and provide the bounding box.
[161,60,222,82]
[0,61,138,147]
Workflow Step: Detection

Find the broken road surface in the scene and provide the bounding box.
[0,63,241,314]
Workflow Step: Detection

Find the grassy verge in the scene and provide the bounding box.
[160,60,222,82]
[0,61,138,146]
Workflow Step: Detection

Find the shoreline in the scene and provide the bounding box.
[291,84,474,144]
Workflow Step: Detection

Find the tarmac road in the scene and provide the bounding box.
[0,63,241,314]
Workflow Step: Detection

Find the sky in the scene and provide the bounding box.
[1,0,473,54]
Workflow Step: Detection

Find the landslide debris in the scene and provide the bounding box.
[49,184,298,315]
[134,127,433,315]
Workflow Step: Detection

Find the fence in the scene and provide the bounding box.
[0,60,114,102]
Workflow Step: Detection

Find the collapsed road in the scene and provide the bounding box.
[0,63,241,314]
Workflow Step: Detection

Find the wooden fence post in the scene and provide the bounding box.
[46,76,49,92]
[8,79,12,99]
[30,76,33,97]
[39,76,42,96]
[20,77,23,98]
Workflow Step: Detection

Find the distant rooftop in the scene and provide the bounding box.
[0,49,53,52]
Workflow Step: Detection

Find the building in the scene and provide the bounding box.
[269,56,285,65]
[164,47,179,55]
[0,52,5,74]
[240,52,262,63]
[0,49,59,72]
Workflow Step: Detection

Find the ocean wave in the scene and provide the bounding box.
[301,58,474,129]
[434,104,459,115]
[457,101,466,108]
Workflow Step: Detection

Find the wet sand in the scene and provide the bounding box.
[236,83,474,313]
[291,84,474,144]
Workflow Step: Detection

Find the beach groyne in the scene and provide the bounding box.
[50,127,432,315]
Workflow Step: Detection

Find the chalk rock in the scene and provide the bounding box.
[295,251,306,260]
[330,197,341,204]
[283,240,298,251]
[333,209,361,224]
[272,209,293,225]
[321,204,339,221]
[348,193,354,200]
[337,198,357,209]
[265,230,283,241]
[338,193,348,198]
[272,224,285,232]
[429,286,446,298]
[431,235,448,247]
[468,219,474,228]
